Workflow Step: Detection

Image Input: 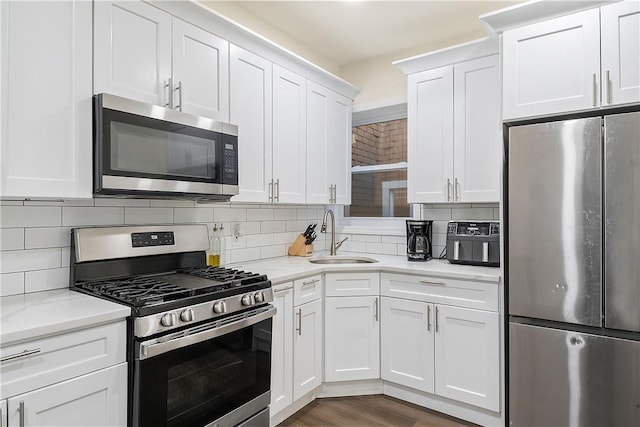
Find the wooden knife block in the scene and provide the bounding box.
[288,234,313,257]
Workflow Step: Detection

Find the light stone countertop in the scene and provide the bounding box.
[231,252,501,285]
[0,289,131,346]
[0,253,499,346]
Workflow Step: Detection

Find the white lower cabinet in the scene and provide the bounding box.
[434,305,500,411]
[270,284,294,416]
[292,298,323,400]
[6,363,127,427]
[324,296,380,382]
[380,273,500,413]
[1,400,6,427]
[380,297,434,393]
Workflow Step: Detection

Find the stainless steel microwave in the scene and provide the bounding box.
[94,93,239,201]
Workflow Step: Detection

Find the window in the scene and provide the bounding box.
[339,103,419,233]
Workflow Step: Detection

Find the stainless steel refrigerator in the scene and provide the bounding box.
[507,111,640,426]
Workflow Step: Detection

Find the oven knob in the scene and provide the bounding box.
[160,313,177,327]
[213,301,226,314]
[254,291,265,303]
[241,294,254,306]
[180,309,195,322]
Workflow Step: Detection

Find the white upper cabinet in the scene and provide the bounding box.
[407,66,454,203]
[600,0,640,107]
[400,41,500,204]
[306,82,353,204]
[230,45,273,203]
[94,1,172,107]
[272,65,307,204]
[94,1,230,121]
[0,0,92,199]
[172,18,230,120]
[453,55,501,202]
[502,1,640,120]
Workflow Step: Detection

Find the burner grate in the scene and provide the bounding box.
[179,266,265,287]
[78,277,192,307]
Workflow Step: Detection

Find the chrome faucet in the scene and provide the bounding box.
[321,209,348,255]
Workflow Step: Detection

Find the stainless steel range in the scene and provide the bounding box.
[69,224,274,427]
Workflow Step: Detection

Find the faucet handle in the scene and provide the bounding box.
[335,237,349,251]
[320,223,327,233]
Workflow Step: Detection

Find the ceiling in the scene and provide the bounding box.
[223,1,522,66]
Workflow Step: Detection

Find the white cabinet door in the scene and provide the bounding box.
[272,65,307,204]
[380,297,434,393]
[94,1,171,106]
[407,66,454,203]
[434,305,500,412]
[293,299,322,400]
[0,0,92,199]
[502,8,600,120]
[270,285,293,416]
[306,81,331,204]
[324,296,380,382]
[172,18,229,121]
[328,91,353,205]
[7,363,127,427]
[601,1,640,107]
[325,272,380,297]
[453,55,500,203]
[1,399,6,427]
[229,45,273,203]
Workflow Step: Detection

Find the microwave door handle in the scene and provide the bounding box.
[139,306,276,359]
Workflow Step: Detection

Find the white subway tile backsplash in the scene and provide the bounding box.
[286,220,308,233]
[1,272,25,296]
[23,199,94,207]
[260,245,286,259]
[433,221,450,235]
[246,234,274,248]
[230,247,261,264]
[247,208,273,221]
[61,247,71,267]
[273,208,297,221]
[1,248,61,274]
[451,207,494,220]
[422,208,453,221]
[173,207,214,223]
[273,232,297,245]
[262,221,286,233]
[1,206,62,227]
[214,208,247,222]
[125,207,174,225]
[25,227,71,249]
[62,207,124,226]
[95,198,150,207]
[25,267,69,293]
[382,235,405,244]
[352,234,382,243]
[339,240,367,253]
[151,200,196,208]
[241,222,262,235]
[366,242,397,255]
[1,228,24,250]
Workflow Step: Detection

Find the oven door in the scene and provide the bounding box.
[132,306,274,427]
[94,93,238,199]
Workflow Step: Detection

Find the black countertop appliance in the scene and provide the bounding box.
[446,220,499,267]
[406,220,433,261]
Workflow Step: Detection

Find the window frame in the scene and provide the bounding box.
[337,102,419,235]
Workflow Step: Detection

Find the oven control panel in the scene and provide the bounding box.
[131,232,175,247]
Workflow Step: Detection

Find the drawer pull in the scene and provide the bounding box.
[273,287,292,294]
[302,279,320,287]
[427,305,432,331]
[19,401,25,427]
[296,309,302,335]
[435,306,440,332]
[419,280,446,286]
[1,348,41,363]
[374,297,379,322]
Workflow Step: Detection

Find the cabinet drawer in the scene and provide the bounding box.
[293,275,323,306]
[0,321,126,399]
[325,272,380,296]
[380,273,498,312]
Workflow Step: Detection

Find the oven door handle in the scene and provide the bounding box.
[139,306,276,360]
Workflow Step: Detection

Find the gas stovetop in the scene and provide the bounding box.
[70,225,274,335]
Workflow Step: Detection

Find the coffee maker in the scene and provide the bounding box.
[406,220,433,261]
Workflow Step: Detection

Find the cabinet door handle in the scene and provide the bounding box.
[427,305,432,331]
[19,401,25,427]
[454,178,459,201]
[274,178,280,203]
[606,70,612,104]
[419,280,445,286]
[1,348,41,363]
[302,279,320,287]
[435,306,440,332]
[374,297,379,322]
[164,78,173,108]
[296,308,302,335]
[446,179,451,201]
[268,180,273,202]
[592,73,597,107]
[174,80,183,111]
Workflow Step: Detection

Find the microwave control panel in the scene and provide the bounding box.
[222,135,238,185]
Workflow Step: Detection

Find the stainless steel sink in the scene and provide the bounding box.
[308,255,378,264]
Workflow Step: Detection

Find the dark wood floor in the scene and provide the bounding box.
[278,395,478,427]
